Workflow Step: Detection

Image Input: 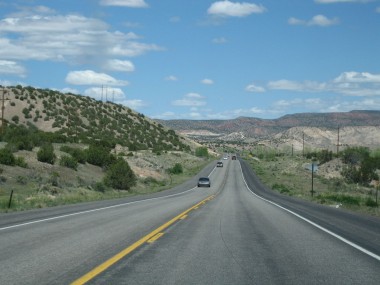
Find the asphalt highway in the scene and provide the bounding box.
[0,158,379,284]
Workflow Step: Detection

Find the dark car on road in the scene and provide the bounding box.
[197,177,211,187]
[216,161,223,167]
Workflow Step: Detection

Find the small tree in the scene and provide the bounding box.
[104,158,136,190]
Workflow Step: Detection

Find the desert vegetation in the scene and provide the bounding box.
[243,145,380,216]
[0,86,212,212]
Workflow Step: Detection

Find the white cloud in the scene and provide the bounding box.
[99,0,148,8]
[333,71,380,83]
[212,37,227,44]
[0,60,26,76]
[201,78,214,85]
[208,1,266,17]
[267,71,380,97]
[268,80,327,91]
[245,83,265,92]
[165,75,178,81]
[0,13,162,64]
[324,98,380,113]
[288,15,339,27]
[61,87,80,94]
[122,99,146,109]
[84,87,125,101]
[66,70,129,86]
[104,59,135,72]
[172,93,206,107]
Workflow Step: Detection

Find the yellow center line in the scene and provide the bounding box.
[71,194,215,285]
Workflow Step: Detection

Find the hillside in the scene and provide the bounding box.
[157,110,380,149]
[1,85,191,152]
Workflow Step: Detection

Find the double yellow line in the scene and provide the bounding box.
[71,195,215,285]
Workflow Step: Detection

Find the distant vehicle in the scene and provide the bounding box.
[197,177,211,187]
[232,155,236,160]
[223,157,228,160]
[216,161,223,167]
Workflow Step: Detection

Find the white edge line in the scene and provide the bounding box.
[238,161,380,262]
[0,186,198,231]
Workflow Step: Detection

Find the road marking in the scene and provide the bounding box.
[238,161,380,262]
[70,195,215,285]
[147,233,164,243]
[0,187,199,232]
[180,214,188,220]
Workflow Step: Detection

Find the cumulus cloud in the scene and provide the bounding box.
[245,83,265,92]
[66,70,129,86]
[201,78,214,85]
[266,71,380,97]
[208,1,266,17]
[333,71,380,83]
[122,99,146,109]
[99,0,148,8]
[172,93,206,107]
[104,59,135,72]
[84,86,126,101]
[0,60,26,76]
[288,15,339,27]
[0,12,162,65]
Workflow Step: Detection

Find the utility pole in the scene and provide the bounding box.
[1,87,10,134]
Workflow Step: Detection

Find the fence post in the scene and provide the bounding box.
[8,189,14,208]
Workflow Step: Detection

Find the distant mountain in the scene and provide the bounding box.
[157,110,380,140]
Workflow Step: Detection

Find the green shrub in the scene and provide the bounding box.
[15,157,28,168]
[195,147,208,158]
[12,115,19,123]
[0,148,16,165]
[86,145,116,168]
[365,198,378,207]
[104,158,136,190]
[37,144,56,164]
[60,146,86,164]
[16,176,27,185]
[167,163,183,174]
[272,183,291,193]
[59,155,78,170]
[93,182,106,193]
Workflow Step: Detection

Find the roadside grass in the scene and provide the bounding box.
[244,153,379,217]
[0,154,213,213]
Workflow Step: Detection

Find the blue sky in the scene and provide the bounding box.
[0,0,379,120]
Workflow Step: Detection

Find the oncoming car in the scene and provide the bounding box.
[216,161,223,167]
[197,177,211,187]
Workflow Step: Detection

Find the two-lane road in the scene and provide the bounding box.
[0,158,379,284]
